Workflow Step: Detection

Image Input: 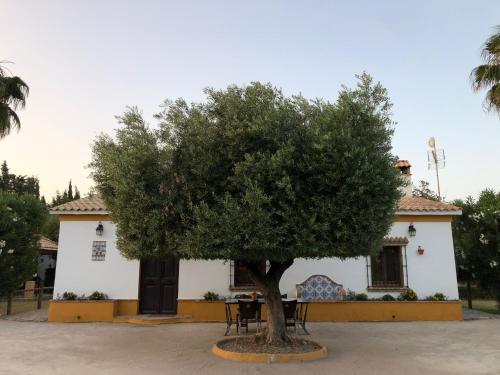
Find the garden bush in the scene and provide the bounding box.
[61,291,77,300]
[381,294,396,301]
[203,291,221,301]
[88,291,108,300]
[399,288,418,301]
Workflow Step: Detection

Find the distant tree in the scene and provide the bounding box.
[42,215,60,242]
[471,26,500,115]
[413,180,440,201]
[91,75,402,345]
[453,190,500,311]
[67,180,73,201]
[0,161,40,198]
[74,186,81,200]
[0,63,29,138]
[50,180,80,206]
[0,192,46,298]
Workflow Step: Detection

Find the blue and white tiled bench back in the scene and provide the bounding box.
[296,275,346,301]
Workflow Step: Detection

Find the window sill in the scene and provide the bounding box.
[367,287,407,292]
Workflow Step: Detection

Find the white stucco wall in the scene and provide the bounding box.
[53,219,140,299]
[54,217,459,302]
[177,220,459,300]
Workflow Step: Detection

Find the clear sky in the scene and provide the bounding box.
[0,1,499,201]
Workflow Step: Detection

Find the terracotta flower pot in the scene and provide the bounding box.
[417,246,424,255]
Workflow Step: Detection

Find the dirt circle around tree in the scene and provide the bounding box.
[212,337,327,363]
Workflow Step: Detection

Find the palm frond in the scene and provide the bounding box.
[470,64,500,91]
[0,76,29,109]
[481,26,500,64]
[485,83,500,114]
[0,102,21,139]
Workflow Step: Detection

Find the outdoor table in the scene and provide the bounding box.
[224,298,309,336]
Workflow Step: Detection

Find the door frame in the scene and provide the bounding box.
[138,258,179,315]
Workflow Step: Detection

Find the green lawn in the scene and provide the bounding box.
[462,299,500,315]
[0,300,49,316]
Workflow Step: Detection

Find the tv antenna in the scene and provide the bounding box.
[427,137,445,200]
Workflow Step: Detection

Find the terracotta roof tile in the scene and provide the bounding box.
[50,195,107,212]
[49,194,461,214]
[397,196,460,212]
[39,236,58,251]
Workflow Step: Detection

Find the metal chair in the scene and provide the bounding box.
[283,299,298,333]
[237,300,261,334]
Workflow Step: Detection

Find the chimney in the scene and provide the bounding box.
[395,160,412,197]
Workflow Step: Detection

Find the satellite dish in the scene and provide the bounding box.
[427,137,436,148]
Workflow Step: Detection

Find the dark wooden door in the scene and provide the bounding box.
[139,258,179,314]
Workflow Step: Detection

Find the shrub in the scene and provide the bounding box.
[61,291,77,300]
[430,292,447,301]
[88,291,108,300]
[399,288,418,301]
[203,291,220,301]
[346,289,357,301]
[381,294,396,301]
[355,293,368,301]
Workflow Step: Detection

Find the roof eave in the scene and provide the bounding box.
[395,210,462,216]
[49,210,110,215]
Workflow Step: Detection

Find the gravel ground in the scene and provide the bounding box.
[217,336,321,353]
[1,319,500,375]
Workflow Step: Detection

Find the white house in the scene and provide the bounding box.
[49,161,462,321]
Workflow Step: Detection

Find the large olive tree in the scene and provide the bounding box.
[90,74,401,345]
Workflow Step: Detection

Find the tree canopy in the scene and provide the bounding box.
[0,192,46,297]
[453,189,500,309]
[471,26,500,115]
[90,74,402,344]
[91,74,401,263]
[0,63,29,138]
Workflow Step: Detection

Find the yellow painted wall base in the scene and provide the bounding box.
[177,300,463,322]
[48,300,118,322]
[49,299,462,323]
[117,300,139,316]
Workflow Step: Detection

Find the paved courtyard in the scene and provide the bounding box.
[1,319,499,375]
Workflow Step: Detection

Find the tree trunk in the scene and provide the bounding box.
[243,259,294,346]
[466,277,472,309]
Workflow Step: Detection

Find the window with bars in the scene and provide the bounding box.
[369,246,406,288]
[91,241,106,261]
[230,260,267,288]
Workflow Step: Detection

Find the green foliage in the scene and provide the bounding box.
[0,161,40,198]
[354,293,368,301]
[60,291,77,300]
[0,192,46,297]
[203,291,221,301]
[381,294,396,301]
[51,180,81,207]
[453,189,500,310]
[90,74,401,265]
[425,293,447,301]
[42,215,60,242]
[88,291,108,300]
[0,63,29,138]
[412,180,440,201]
[470,26,500,114]
[346,290,369,301]
[399,288,418,301]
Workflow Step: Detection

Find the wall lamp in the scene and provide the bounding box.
[96,222,104,236]
[408,223,416,237]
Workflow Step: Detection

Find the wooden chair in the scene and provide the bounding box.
[282,299,298,333]
[237,300,261,334]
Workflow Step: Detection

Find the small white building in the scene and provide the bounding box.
[50,161,461,318]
